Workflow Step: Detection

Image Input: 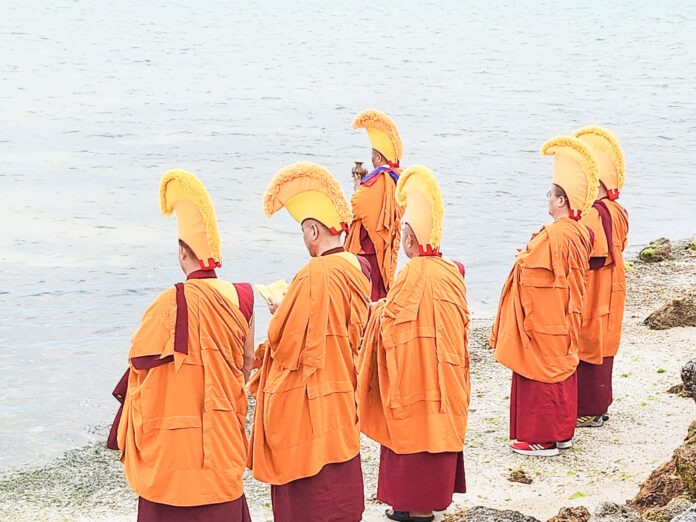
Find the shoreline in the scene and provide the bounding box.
[1,237,694,522]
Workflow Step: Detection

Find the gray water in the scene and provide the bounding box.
[1,0,695,470]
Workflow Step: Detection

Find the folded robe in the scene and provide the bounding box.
[578,199,629,363]
[357,256,470,454]
[490,217,593,383]
[247,250,370,485]
[115,274,252,507]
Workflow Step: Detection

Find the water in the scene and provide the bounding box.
[1,0,695,470]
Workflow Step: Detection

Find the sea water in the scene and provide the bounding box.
[1,0,695,470]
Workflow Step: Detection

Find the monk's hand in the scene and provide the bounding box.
[370,298,385,310]
[268,297,280,314]
[352,174,361,192]
[242,359,253,383]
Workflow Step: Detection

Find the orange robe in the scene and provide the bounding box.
[600,199,628,357]
[576,199,628,417]
[345,171,402,296]
[117,277,251,507]
[578,199,628,363]
[357,256,470,454]
[247,251,370,486]
[490,218,593,383]
[578,206,610,364]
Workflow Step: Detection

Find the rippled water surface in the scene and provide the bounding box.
[1,1,695,469]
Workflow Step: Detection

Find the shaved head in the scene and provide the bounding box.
[402,223,420,259]
[372,149,388,169]
[301,218,343,257]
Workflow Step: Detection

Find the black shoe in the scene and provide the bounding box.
[385,509,435,522]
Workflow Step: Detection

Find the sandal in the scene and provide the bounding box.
[385,508,435,522]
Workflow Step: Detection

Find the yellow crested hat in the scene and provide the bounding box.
[264,162,352,235]
[396,164,443,251]
[352,109,403,165]
[541,136,600,220]
[160,169,221,269]
[573,125,625,200]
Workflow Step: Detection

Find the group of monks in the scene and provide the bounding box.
[108,110,629,522]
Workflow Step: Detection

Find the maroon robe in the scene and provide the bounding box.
[138,496,252,522]
[359,225,387,300]
[510,371,577,443]
[271,455,364,522]
[577,357,614,417]
[377,447,466,512]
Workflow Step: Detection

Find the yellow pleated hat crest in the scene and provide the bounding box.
[160,169,221,269]
[264,162,351,235]
[352,109,403,165]
[573,125,625,200]
[396,164,443,249]
[541,136,600,220]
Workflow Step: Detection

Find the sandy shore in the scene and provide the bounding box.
[1,239,694,522]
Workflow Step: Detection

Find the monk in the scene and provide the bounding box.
[109,169,255,521]
[490,136,599,456]
[358,165,469,522]
[575,126,629,427]
[346,109,404,300]
[248,162,371,522]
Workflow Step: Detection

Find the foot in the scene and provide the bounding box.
[510,441,559,456]
[385,508,435,522]
[576,415,604,428]
[557,439,572,450]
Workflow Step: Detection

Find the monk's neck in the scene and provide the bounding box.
[551,210,570,221]
[317,242,344,257]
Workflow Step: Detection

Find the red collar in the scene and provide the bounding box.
[321,246,345,256]
[418,244,442,257]
[186,269,217,280]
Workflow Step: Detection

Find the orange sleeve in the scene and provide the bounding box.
[604,201,629,356]
[578,207,614,363]
[128,288,175,361]
[581,207,609,261]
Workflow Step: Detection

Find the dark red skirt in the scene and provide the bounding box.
[271,454,364,522]
[510,371,577,444]
[137,495,251,522]
[377,446,466,512]
[577,356,614,417]
[359,252,387,301]
[358,227,387,300]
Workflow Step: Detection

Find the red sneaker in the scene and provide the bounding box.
[511,441,559,456]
